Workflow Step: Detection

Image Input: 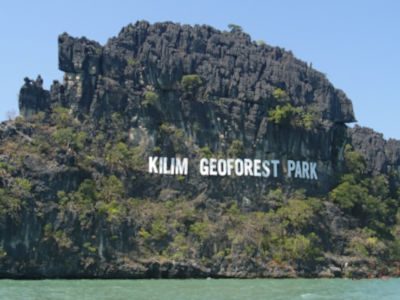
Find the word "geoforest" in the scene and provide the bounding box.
[148,156,318,180]
[199,158,280,178]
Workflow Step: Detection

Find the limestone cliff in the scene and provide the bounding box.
[1,21,400,279]
[20,21,356,193]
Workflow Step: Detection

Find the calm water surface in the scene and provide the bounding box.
[0,278,398,300]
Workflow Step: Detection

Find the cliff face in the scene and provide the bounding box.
[349,125,400,175]
[20,21,355,193]
[57,21,355,121]
[1,21,400,279]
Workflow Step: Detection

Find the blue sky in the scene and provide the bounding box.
[1,0,399,139]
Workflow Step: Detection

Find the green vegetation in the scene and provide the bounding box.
[126,58,137,66]
[142,91,159,107]
[256,40,266,46]
[268,104,300,124]
[346,228,386,258]
[228,140,244,157]
[189,222,210,240]
[104,142,146,171]
[268,103,316,130]
[0,247,7,258]
[0,176,33,219]
[159,123,186,153]
[329,145,396,235]
[199,146,213,158]
[269,88,317,130]
[52,128,87,150]
[57,175,126,225]
[150,219,169,241]
[272,87,288,100]
[228,24,243,32]
[14,178,32,197]
[2,95,400,278]
[344,144,366,174]
[83,242,97,254]
[105,142,130,169]
[53,230,73,249]
[181,74,202,93]
[0,188,21,219]
[51,106,73,127]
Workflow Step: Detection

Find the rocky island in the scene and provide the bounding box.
[0,21,399,279]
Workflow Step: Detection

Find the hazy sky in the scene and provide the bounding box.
[1,0,399,139]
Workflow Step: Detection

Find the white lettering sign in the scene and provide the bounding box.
[148,156,188,175]
[149,156,318,181]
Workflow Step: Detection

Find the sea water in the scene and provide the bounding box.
[0,278,398,300]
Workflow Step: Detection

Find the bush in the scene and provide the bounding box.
[346,229,387,258]
[199,146,213,158]
[344,144,366,175]
[153,146,161,155]
[282,234,310,260]
[189,221,210,240]
[181,75,202,93]
[275,199,315,231]
[150,219,168,241]
[228,24,243,32]
[169,233,190,260]
[0,162,15,173]
[330,179,368,210]
[105,142,145,170]
[0,247,7,258]
[390,212,400,259]
[228,140,244,157]
[264,229,321,264]
[98,176,124,203]
[268,104,316,130]
[97,200,123,223]
[43,223,53,237]
[301,112,316,130]
[52,128,87,151]
[30,111,46,123]
[105,142,129,168]
[126,58,137,66]
[53,230,73,249]
[0,188,21,218]
[265,188,285,208]
[14,178,32,196]
[268,104,301,125]
[272,88,288,100]
[51,106,73,127]
[256,40,266,46]
[142,91,159,107]
[227,203,241,217]
[330,162,394,234]
[83,242,97,253]
[110,112,124,130]
[73,179,97,205]
[52,128,74,148]
[159,123,186,153]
